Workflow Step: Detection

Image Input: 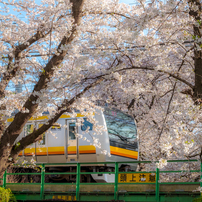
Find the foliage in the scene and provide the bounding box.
[193,196,202,202]
[0,187,16,202]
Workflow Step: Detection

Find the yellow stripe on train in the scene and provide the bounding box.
[7,113,95,123]
[19,145,138,159]
[110,146,138,160]
[19,145,96,156]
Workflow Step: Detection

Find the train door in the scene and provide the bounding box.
[23,123,36,159]
[35,122,48,163]
[65,119,79,162]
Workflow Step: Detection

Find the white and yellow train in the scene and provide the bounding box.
[8,107,138,182]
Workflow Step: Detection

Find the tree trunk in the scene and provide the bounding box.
[193,49,202,101]
[0,0,85,178]
[188,0,202,101]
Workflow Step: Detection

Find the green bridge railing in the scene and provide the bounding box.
[0,159,201,202]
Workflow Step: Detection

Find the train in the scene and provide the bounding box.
[8,107,138,182]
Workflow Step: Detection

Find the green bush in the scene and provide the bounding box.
[0,187,16,202]
[193,197,202,202]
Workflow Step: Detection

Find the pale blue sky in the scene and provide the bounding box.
[3,0,136,92]
[120,0,135,4]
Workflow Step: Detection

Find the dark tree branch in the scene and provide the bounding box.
[157,49,189,140]
[149,95,156,109]
[0,9,70,99]
[116,66,194,89]
[0,30,51,99]
[158,82,177,141]
[160,89,173,98]
[9,78,103,158]
[128,99,135,110]
[0,0,85,174]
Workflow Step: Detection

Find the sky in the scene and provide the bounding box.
[120,0,135,4]
[3,0,136,21]
[2,0,136,92]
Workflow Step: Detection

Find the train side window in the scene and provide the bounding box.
[69,123,76,140]
[81,118,93,131]
[51,124,61,130]
[24,124,34,146]
[38,134,45,145]
[25,124,33,136]
[38,124,45,145]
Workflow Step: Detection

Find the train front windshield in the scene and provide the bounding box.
[104,108,138,151]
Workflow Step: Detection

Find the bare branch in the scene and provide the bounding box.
[0,30,51,99]
[85,11,133,20]
[116,66,194,89]
[155,0,182,32]
[158,82,177,141]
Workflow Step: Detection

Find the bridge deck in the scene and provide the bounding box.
[6,183,200,193]
[7,184,201,202]
[1,160,202,201]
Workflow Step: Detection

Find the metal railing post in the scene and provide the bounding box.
[76,163,80,201]
[155,167,159,202]
[40,164,45,199]
[3,170,7,188]
[114,162,119,201]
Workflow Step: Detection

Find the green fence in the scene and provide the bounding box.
[0,159,201,201]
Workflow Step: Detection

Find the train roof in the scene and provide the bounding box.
[7,107,135,124]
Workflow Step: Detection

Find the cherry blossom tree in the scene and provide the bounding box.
[92,0,202,176]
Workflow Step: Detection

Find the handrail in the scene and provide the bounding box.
[2,160,201,201]
[12,159,199,167]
